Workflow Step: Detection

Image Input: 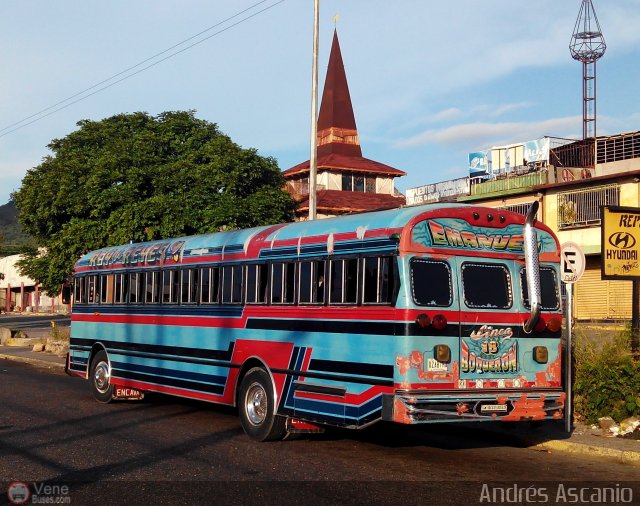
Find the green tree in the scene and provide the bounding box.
[13,111,295,295]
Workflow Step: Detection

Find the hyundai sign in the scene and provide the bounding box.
[601,206,640,279]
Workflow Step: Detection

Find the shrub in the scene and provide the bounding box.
[49,321,70,343]
[573,327,640,423]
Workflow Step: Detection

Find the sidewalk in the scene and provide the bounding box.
[474,416,640,467]
[0,344,66,370]
[0,344,639,465]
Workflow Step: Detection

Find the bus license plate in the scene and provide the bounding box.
[479,403,508,413]
[114,387,144,400]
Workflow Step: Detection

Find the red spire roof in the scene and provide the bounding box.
[316,30,361,158]
[283,29,405,179]
[284,28,405,218]
[284,153,405,178]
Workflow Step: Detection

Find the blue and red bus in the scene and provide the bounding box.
[67,203,565,441]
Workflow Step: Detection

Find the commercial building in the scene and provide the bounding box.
[0,254,66,313]
[407,130,640,321]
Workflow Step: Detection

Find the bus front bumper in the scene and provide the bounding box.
[382,390,566,424]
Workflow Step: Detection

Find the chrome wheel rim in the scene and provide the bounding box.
[94,360,111,394]
[245,382,267,425]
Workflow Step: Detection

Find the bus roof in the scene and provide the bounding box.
[75,203,556,271]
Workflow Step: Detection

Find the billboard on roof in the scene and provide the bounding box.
[468,151,489,175]
[406,177,470,206]
[524,138,550,163]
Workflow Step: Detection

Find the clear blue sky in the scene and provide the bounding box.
[1,0,639,205]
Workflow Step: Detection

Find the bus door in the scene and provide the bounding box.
[454,257,522,389]
[406,255,462,384]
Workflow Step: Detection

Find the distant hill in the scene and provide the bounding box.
[0,200,35,256]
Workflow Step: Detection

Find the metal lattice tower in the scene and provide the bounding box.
[570,0,606,140]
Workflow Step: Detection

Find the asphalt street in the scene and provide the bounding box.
[0,314,70,330]
[0,360,638,505]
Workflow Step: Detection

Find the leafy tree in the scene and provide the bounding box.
[13,111,295,295]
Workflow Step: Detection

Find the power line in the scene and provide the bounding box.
[0,0,285,139]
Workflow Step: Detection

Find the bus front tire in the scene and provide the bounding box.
[90,350,114,403]
[238,367,286,442]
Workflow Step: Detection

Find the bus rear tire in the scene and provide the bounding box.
[90,350,114,403]
[238,367,286,442]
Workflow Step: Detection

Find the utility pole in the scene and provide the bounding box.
[308,0,319,220]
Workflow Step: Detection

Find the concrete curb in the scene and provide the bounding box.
[530,439,640,466]
[0,353,65,370]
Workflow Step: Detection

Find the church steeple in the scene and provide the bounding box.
[316,30,362,158]
[283,27,405,219]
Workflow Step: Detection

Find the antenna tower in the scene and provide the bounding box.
[570,0,606,140]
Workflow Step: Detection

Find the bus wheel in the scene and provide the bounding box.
[238,367,286,442]
[90,350,114,403]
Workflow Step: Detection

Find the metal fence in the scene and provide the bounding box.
[557,183,619,229]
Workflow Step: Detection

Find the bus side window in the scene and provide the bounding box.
[299,260,326,305]
[74,277,84,304]
[363,256,397,305]
[211,267,220,303]
[113,273,129,304]
[180,268,199,304]
[87,275,98,304]
[271,263,295,304]
[114,273,123,304]
[101,274,115,304]
[284,263,295,303]
[128,272,145,304]
[162,269,179,304]
[127,273,136,304]
[161,271,170,303]
[171,270,180,304]
[270,263,283,304]
[200,267,211,303]
[315,260,326,304]
[200,267,221,304]
[222,265,242,304]
[246,264,268,304]
[410,258,452,307]
[329,258,358,305]
[145,271,159,304]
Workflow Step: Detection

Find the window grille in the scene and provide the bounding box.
[557,184,619,229]
[499,202,536,217]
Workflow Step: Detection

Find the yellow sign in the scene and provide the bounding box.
[602,206,640,279]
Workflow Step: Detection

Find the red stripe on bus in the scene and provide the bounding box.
[72,313,246,328]
[111,377,230,403]
[294,384,392,405]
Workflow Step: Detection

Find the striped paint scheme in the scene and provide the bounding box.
[69,204,566,430]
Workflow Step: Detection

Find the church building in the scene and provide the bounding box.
[283,30,406,219]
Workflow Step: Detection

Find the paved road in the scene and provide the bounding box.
[0,314,69,329]
[0,360,638,505]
